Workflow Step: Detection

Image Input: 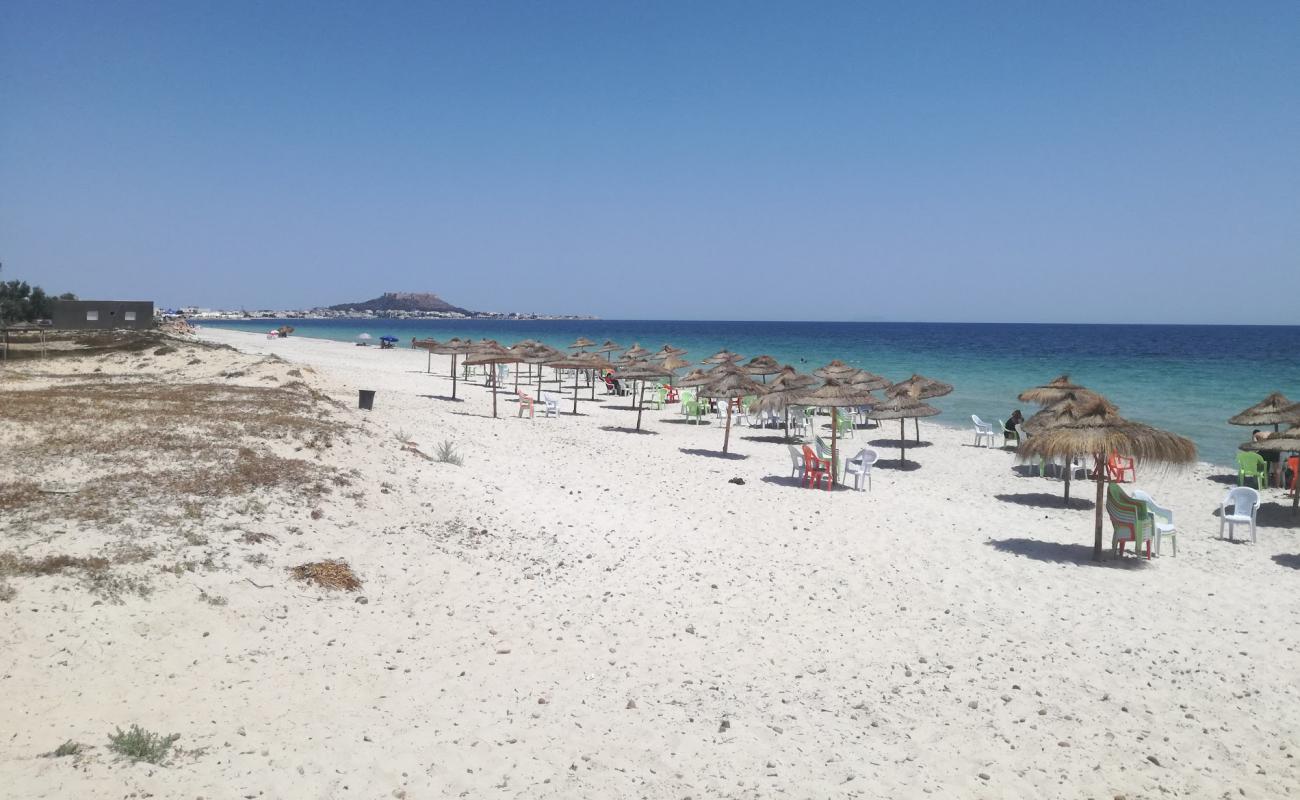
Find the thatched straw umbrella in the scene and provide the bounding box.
[703,349,744,365]
[429,337,474,399]
[744,355,782,383]
[812,360,859,381]
[463,341,520,418]
[1018,397,1197,560]
[411,337,441,374]
[623,343,651,361]
[867,387,939,462]
[1243,428,1300,513]
[520,343,563,396]
[1022,392,1120,503]
[569,337,596,352]
[676,368,712,389]
[658,354,692,390]
[886,374,950,439]
[754,366,816,441]
[545,353,607,415]
[651,344,688,361]
[1019,375,1090,406]
[698,365,765,454]
[1229,392,1296,432]
[614,360,673,430]
[596,340,623,361]
[793,377,881,485]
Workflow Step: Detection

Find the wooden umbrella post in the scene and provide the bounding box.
[572,370,580,415]
[723,403,733,453]
[831,408,838,489]
[451,355,459,400]
[492,373,499,418]
[1092,453,1106,561]
[900,418,907,462]
[635,380,645,430]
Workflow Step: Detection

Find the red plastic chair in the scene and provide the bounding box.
[665,385,679,403]
[1288,456,1299,495]
[802,445,833,491]
[1108,452,1136,483]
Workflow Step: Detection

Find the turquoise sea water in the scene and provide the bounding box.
[207,318,1300,467]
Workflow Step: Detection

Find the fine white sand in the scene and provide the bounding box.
[3,327,1298,799]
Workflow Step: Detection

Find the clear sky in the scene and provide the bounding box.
[2,2,1297,322]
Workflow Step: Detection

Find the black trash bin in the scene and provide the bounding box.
[358,390,376,410]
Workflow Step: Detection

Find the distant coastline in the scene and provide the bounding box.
[181,308,598,322]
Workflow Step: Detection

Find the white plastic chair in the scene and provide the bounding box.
[788,444,805,479]
[972,415,996,448]
[541,392,561,418]
[1219,487,1260,542]
[845,448,879,491]
[1132,489,1178,556]
[788,406,809,438]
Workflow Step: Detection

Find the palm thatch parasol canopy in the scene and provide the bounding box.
[651,344,688,361]
[1243,427,1300,513]
[1019,375,1090,406]
[698,366,766,454]
[703,349,744,365]
[676,368,713,388]
[866,387,940,462]
[411,337,441,373]
[753,368,817,439]
[596,339,622,353]
[623,343,650,360]
[1022,391,1119,434]
[812,360,860,381]
[424,337,476,398]
[887,373,953,400]
[463,342,520,418]
[1229,392,1298,428]
[1018,397,1197,560]
[744,355,783,379]
[847,370,892,392]
[545,353,605,414]
[568,337,596,351]
[614,360,673,431]
[793,377,882,483]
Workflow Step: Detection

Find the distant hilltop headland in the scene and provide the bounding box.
[328,292,470,315]
[179,291,596,321]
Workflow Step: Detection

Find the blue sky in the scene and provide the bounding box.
[2,2,1297,322]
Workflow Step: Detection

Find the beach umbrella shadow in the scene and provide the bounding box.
[679,447,747,460]
[994,492,1095,511]
[986,538,1151,569]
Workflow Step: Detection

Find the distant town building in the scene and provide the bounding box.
[50,299,155,330]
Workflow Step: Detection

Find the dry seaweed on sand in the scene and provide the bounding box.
[288,559,362,591]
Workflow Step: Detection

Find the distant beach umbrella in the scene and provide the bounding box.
[545,353,606,415]
[463,341,520,418]
[866,387,940,464]
[1019,397,1197,560]
[744,355,783,382]
[522,343,564,395]
[623,343,651,361]
[1018,375,1092,406]
[702,349,744,365]
[887,374,952,440]
[675,368,713,388]
[430,337,474,399]
[794,377,882,485]
[569,337,596,352]
[1229,392,1298,432]
[411,337,441,373]
[596,340,623,361]
[1243,427,1300,513]
[357,333,372,342]
[614,360,673,430]
[754,367,817,441]
[651,344,688,361]
[698,365,766,454]
[812,360,859,381]
[659,355,691,384]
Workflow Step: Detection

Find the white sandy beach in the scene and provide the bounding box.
[3,327,1299,799]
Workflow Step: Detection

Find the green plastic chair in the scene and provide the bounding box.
[1237,451,1268,489]
[683,399,706,424]
[1107,483,1154,558]
[834,408,855,438]
[645,386,664,410]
